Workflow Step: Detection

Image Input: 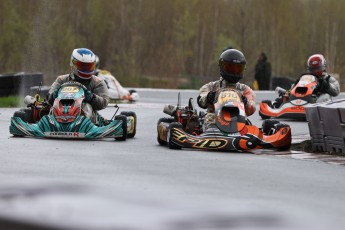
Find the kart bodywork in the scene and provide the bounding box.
[97,70,139,103]
[10,82,136,140]
[259,74,318,119]
[157,91,291,152]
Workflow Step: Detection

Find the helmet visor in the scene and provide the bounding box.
[308,65,324,73]
[222,62,245,75]
[73,59,96,74]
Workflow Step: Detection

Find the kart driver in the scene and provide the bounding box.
[304,54,340,101]
[197,49,256,131]
[273,54,340,108]
[48,48,110,124]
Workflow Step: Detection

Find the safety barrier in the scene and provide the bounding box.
[305,99,345,154]
[0,72,43,97]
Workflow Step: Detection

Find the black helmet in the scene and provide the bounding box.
[219,49,246,83]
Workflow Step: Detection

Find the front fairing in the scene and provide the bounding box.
[10,115,125,139]
[290,74,318,101]
[214,90,247,134]
[52,84,85,123]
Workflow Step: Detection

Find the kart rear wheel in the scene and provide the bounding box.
[120,111,137,138]
[129,89,137,94]
[157,117,175,146]
[260,100,272,119]
[262,119,280,135]
[168,122,182,150]
[259,111,271,120]
[114,115,127,141]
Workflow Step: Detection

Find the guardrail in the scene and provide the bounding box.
[0,72,43,97]
[305,99,345,154]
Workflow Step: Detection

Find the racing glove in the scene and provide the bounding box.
[318,75,331,92]
[241,95,248,106]
[206,91,216,105]
[84,89,95,102]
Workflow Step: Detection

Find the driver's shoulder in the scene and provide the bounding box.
[56,74,71,82]
[236,82,251,91]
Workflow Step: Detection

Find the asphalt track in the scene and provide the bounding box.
[0,89,345,230]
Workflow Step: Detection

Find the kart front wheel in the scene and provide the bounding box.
[13,108,32,123]
[157,117,176,146]
[120,111,137,138]
[262,119,280,135]
[259,111,271,120]
[114,115,127,141]
[168,122,183,150]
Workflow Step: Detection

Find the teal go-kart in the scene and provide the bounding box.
[9,81,136,140]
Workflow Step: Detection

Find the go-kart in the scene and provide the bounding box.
[157,90,291,152]
[97,70,139,103]
[9,81,137,140]
[259,74,318,119]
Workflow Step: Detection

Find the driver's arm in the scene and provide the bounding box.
[325,75,340,97]
[47,74,69,102]
[197,82,214,109]
[90,77,110,110]
[242,86,256,116]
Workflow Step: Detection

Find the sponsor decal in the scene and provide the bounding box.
[61,86,79,93]
[290,106,305,111]
[44,132,86,138]
[290,99,307,106]
[172,128,228,149]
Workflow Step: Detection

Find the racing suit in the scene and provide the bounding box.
[48,73,109,123]
[197,77,256,131]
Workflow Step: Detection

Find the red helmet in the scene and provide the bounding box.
[307,54,326,77]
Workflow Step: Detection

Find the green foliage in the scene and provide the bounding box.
[0,96,21,108]
[1,0,345,88]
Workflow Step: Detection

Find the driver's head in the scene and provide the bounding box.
[307,54,326,78]
[70,48,96,81]
[219,49,246,84]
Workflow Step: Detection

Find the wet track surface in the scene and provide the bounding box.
[0,89,345,230]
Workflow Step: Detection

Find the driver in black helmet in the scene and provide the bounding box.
[197,49,256,131]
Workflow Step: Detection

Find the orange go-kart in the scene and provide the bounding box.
[259,74,318,120]
[157,89,291,152]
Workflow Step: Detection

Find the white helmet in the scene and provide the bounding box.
[70,48,96,79]
[307,54,327,77]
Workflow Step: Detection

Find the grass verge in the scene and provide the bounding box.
[0,96,21,107]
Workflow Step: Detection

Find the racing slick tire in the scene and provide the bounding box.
[114,115,127,141]
[168,122,183,150]
[259,100,272,119]
[13,108,32,123]
[129,89,137,94]
[157,117,176,146]
[120,111,137,138]
[262,119,280,135]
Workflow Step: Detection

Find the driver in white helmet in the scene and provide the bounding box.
[304,54,340,102]
[48,48,109,124]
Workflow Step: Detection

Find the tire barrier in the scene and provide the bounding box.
[305,99,345,154]
[0,72,43,97]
